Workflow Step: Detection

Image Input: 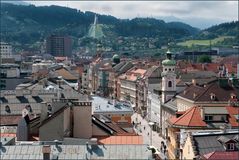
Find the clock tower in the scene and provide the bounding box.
[161,50,176,104]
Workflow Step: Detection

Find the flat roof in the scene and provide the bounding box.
[91,96,134,114]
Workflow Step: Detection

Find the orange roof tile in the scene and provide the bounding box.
[203,151,239,160]
[169,106,207,128]
[97,136,143,145]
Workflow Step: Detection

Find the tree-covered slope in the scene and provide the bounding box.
[0,3,200,46]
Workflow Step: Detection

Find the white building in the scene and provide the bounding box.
[0,42,12,59]
[147,90,161,132]
[32,60,53,73]
[0,64,20,78]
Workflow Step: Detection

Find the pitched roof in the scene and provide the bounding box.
[178,80,239,102]
[226,106,239,127]
[192,132,239,156]
[55,68,78,80]
[0,144,152,159]
[203,151,239,160]
[97,136,143,145]
[168,106,207,128]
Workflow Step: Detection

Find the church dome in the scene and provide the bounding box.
[162,59,176,66]
[112,54,120,64]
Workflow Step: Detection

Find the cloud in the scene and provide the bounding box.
[27,1,238,21]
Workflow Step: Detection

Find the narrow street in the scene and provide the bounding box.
[132,113,168,159]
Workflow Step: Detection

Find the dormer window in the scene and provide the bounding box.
[231,93,236,99]
[25,105,32,113]
[168,81,172,87]
[5,105,11,113]
[227,143,235,150]
[210,93,216,100]
[217,136,236,151]
[47,104,52,112]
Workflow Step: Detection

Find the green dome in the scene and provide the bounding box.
[112,54,120,64]
[162,59,176,66]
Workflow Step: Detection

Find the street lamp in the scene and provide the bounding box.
[148,121,155,146]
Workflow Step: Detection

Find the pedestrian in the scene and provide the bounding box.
[163,145,167,155]
[148,132,149,136]
[144,126,145,130]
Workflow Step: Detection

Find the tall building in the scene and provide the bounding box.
[0,42,13,63]
[161,50,176,104]
[46,35,72,57]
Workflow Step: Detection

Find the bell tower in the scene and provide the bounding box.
[161,50,176,104]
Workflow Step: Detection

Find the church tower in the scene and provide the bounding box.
[161,50,176,104]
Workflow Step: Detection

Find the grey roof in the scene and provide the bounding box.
[193,132,239,156]
[162,98,177,112]
[0,144,153,159]
[204,107,228,114]
[92,96,134,114]
[113,61,133,75]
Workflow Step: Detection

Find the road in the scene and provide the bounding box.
[132,113,168,159]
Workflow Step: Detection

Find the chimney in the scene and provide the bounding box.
[193,93,197,99]
[42,145,51,160]
[200,107,204,120]
[192,79,196,86]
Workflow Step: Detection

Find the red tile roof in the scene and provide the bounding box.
[226,106,239,127]
[169,106,207,128]
[203,151,239,160]
[0,115,23,126]
[97,136,143,145]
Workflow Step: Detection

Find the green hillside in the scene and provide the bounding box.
[177,36,235,47]
[0,3,199,48]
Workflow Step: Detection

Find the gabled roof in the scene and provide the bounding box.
[168,106,207,128]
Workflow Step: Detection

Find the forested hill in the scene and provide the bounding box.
[195,21,239,40]
[1,3,199,45]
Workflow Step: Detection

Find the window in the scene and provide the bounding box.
[205,115,213,121]
[47,104,52,112]
[5,105,11,113]
[26,105,32,113]
[169,68,171,71]
[168,81,172,87]
[227,143,234,150]
[165,68,167,71]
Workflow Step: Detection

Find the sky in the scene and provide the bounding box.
[25,1,238,28]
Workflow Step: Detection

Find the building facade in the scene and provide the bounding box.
[46,35,72,57]
[0,42,12,59]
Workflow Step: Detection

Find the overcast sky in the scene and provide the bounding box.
[27,1,238,21]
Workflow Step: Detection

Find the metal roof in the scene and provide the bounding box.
[0,144,152,159]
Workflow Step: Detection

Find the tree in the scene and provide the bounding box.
[197,55,212,63]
